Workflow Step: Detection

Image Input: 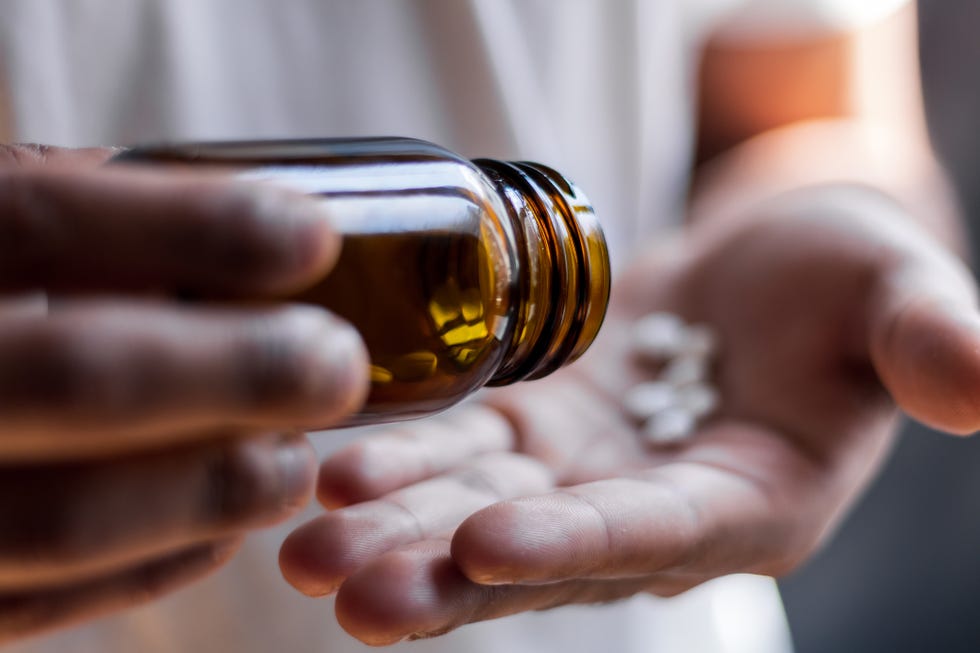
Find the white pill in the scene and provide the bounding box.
[663,355,708,386]
[642,408,696,445]
[623,381,677,420]
[677,383,719,418]
[630,312,685,359]
[678,324,717,358]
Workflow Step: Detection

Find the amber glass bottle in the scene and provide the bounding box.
[115,138,610,425]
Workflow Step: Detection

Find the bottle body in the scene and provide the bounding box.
[115,138,610,425]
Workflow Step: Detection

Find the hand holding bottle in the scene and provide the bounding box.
[0,145,368,642]
[280,184,980,645]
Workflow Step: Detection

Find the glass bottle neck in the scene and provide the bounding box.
[474,159,610,385]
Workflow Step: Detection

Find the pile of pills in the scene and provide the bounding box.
[625,313,719,446]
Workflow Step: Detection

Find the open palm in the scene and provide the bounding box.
[280,188,980,645]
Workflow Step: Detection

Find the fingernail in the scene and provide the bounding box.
[248,184,340,281]
[463,572,508,585]
[243,307,369,425]
[209,536,245,563]
[308,315,371,423]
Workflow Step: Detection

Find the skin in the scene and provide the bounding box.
[0,146,370,642]
[277,5,978,645]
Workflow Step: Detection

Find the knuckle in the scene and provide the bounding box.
[0,471,101,568]
[9,320,152,422]
[452,464,507,501]
[4,326,102,413]
[468,452,553,498]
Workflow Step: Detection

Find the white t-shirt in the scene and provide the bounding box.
[0,1,908,652]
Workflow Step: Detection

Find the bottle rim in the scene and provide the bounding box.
[475,159,611,384]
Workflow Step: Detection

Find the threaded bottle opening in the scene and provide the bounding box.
[475,159,611,385]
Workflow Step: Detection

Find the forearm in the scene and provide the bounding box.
[688,118,965,254]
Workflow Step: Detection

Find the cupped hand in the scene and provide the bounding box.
[0,145,369,641]
[280,185,980,645]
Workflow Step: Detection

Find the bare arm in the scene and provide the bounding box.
[694,5,961,246]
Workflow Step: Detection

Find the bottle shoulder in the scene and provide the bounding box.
[115,136,503,211]
[113,136,480,179]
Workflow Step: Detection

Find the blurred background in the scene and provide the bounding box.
[779,2,980,651]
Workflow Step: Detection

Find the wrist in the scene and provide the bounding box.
[688,119,965,256]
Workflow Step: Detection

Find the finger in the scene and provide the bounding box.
[317,405,516,508]
[0,165,339,296]
[0,302,368,457]
[0,537,240,645]
[334,538,655,646]
[452,423,827,585]
[0,433,313,590]
[868,250,980,434]
[280,452,552,597]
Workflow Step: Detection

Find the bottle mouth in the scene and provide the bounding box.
[476,160,611,385]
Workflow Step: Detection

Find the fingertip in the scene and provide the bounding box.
[306,315,371,426]
[208,535,246,567]
[872,296,980,435]
[334,555,419,646]
[335,542,462,646]
[203,433,317,528]
[318,407,522,509]
[152,176,342,297]
[244,306,370,428]
[240,184,342,295]
[316,455,363,510]
[451,500,550,585]
[316,443,393,509]
[280,499,422,598]
[316,437,426,508]
[279,517,347,597]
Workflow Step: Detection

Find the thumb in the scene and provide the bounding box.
[869,253,980,435]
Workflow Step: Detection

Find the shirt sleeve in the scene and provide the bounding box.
[713,0,912,42]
